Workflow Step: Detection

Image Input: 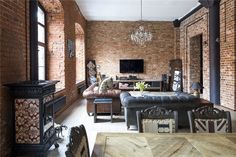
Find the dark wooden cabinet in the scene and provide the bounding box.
[117,80,162,91]
[6,80,58,157]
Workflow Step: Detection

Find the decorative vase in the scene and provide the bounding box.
[140,90,144,96]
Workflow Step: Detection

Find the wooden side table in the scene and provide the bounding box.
[198,98,214,107]
[93,98,113,123]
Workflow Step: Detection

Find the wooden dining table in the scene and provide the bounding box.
[92,133,236,157]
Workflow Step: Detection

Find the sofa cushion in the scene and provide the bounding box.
[99,77,113,93]
[120,92,198,108]
[83,82,121,99]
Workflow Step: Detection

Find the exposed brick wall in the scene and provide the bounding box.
[62,0,86,105]
[179,0,236,110]
[189,35,202,88]
[39,0,86,108]
[0,0,86,156]
[174,28,180,58]
[219,0,236,110]
[86,21,177,80]
[0,0,29,156]
[179,7,210,100]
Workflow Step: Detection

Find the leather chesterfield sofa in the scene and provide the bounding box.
[83,83,121,115]
[120,92,213,129]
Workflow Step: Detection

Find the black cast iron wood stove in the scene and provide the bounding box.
[6,80,59,157]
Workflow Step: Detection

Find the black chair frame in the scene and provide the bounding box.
[65,125,90,157]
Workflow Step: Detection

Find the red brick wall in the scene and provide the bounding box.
[62,0,86,105]
[189,35,202,90]
[179,7,210,100]
[0,0,29,156]
[86,21,177,80]
[0,0,86,156]
[219,0,236,109]
[39,0,86,106]
[179,0,236,110]
[174,28,180,59]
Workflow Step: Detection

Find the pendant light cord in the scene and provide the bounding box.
[141,0,142,21]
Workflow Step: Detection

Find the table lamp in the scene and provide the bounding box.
[191,82,203,97]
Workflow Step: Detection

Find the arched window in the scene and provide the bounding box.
[30,0,65,90]
[75,23,85,83]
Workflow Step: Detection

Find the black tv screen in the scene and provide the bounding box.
[120,59,144,73]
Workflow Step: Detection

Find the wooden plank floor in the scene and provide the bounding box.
[47,98,236,157]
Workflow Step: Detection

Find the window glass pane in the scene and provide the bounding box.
[37,6,45,25]
[38,66,45,80]
[38,24,45,43]
[38,45,45,67]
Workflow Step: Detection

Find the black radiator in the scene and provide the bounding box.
[54,96,66,113]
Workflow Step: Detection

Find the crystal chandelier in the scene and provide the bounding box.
[131,0,152,45]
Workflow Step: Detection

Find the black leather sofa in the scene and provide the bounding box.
[120,92,213,129]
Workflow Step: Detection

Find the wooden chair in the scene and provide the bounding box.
[136,106,178,133]
[188,106,232,133]
[65,125,90,157]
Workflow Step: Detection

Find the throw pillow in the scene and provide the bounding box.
[99,77,113,93]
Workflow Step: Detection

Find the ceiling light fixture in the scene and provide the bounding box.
[131,0,152,45]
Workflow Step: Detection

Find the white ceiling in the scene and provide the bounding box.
[75,0,200,21]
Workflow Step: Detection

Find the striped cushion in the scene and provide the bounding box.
[142,119,175,133]
[194,118,228,133]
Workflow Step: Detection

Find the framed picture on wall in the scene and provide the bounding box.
[67,39,75,58]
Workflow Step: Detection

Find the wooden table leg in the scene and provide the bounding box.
[111,102,113,123]
[94,103,97,123]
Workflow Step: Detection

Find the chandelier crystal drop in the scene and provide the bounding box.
[131,26,152,45]
[130,0,152,45]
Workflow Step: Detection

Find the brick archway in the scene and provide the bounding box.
[39,0,65,90]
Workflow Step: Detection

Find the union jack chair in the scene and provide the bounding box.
[188,106,232,133]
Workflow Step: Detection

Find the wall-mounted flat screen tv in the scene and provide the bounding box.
[120,59,144,73]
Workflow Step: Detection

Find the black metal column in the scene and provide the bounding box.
[199,0,220,104]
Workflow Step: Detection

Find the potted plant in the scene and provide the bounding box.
[134,81,150,95]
